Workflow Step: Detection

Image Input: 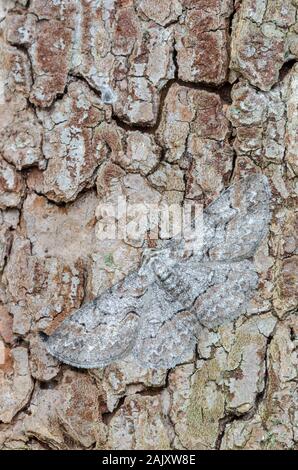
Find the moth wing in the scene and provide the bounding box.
[44,273,144,368]
[194,260,259,329]
[131,282,199,369]
[141,175,270,262]
[131,259,259,368]
[203,174,270,261]
[131,312,198,369]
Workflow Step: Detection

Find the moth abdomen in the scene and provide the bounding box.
[154,264,193,306]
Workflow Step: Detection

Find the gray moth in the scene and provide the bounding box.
[43,175,271,370]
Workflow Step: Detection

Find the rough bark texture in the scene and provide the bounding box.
[0,0,297,450]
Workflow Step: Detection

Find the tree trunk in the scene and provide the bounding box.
[0,0,297,450]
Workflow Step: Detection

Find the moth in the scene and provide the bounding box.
[44,175,271,369]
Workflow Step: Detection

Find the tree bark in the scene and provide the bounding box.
[0,0,297,450]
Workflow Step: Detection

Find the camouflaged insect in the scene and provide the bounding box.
[44,175,271,369]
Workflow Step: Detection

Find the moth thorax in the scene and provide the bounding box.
[153,259,174,282]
